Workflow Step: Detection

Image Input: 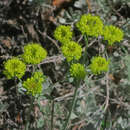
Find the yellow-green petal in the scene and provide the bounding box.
[54,25,73,44]
[61,41,82,62]
[103,25,124,46]
[3,57,26,79]
[90,56,109,75]
[23,72,45,96]
[22,43,47,64]
[76,14,103,37]
[70,63,86,79]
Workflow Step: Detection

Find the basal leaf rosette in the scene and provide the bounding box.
[3,57,26,79]
[54,25,73,44]
[22,43,47,64]
[70,63,86,79]
[76,14,103,37]
[103,25,124,46]
[23,71,45,96]
[90,56,109,75]
[61,41,82,62]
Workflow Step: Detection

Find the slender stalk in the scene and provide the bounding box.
[63,80,81,130]
[25,96,34,130]
[83,35,88,64]
[14,77,19,97]
[84,34,88,47]
[51,99,55,130]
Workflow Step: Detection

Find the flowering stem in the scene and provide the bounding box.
[25,96,34,130]
[83,35,88,64]
[14,77,19,97]
[63,80,81,130]
[51,99,55,130]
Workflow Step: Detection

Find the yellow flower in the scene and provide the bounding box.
[3,58,26,79]
[70,63,86,79]
[76,14,103,37]
[22,43,47,64]
[54,25,73,44]
[90,56,109,75]
[61,41,82,62]
[103,25,124,45]
[23,72,45,96]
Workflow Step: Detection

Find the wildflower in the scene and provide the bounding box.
[54,25,73,44]
[23,71,45,96]
[3,58,26,79]
[90,56,109,75]
[103,25,124,46]
[22,43,47,64]
[76,14,103,37]
[61,41,82,62]
[70,63,86,79]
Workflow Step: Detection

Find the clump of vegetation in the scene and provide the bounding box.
[1,1,129,129]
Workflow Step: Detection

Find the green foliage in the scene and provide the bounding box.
[125,55,130,81]
[3,57,26,79]
[22,43,47,64]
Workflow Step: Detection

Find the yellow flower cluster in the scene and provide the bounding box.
[23,72,45,96]
[54,25,73,44]
[76,14,124,46]
[103,25,124,46]
[61,41,82,62]
[90,56,109,75]
[22,43,47,64]
[3,58,26,79]
[70,63,86,79]
[76,14,103,37]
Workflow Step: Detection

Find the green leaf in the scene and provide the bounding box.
[37,117,44,128]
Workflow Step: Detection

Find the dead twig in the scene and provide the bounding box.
[77,35,83,43]
[20,25,28,41]
[38,30,61,53]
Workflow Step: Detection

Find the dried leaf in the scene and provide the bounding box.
[26,24,39,41]
[109,73,121,84]
[72,125,78,130]
[2,39,11,48]
[15,113,22,124]
[78,122,86,130]
[52,0,72,8]
[86,0,91,11]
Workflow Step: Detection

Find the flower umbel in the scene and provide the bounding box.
[76,14,103,37]
[3,58,26,79]
[103,25,124,46]
[54,25,73,44]
[22,43,47,64]
[61,41,82,62]
[90,56,109,75]
[70,63,86,79]
[23,71,45,96]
